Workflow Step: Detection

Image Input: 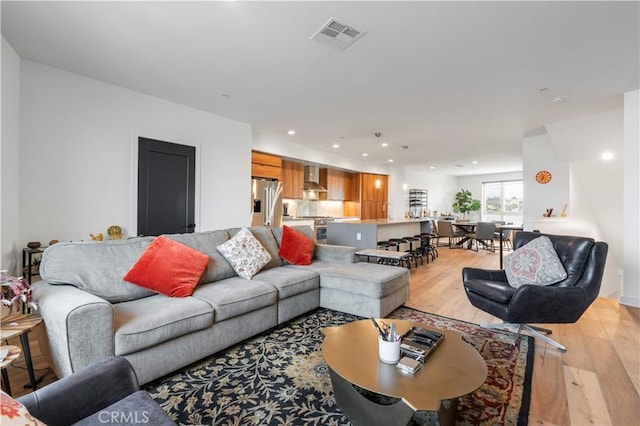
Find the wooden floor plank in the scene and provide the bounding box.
[564,366,612,425]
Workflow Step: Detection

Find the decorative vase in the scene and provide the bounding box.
[27,241,41,249]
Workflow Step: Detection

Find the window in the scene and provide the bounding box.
[482,180,523,225]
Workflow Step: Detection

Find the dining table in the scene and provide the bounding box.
[495,224,524,268]
[451,222,477,249]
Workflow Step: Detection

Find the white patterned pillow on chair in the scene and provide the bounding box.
[504,235,567,288]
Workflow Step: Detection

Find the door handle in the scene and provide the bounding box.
[187,223,196,229]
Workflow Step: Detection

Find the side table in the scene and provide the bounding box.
[22,247,46,285]
[0,314,44,390]
[0,345,22,396]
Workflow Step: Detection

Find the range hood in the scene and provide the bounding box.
[303,165,327,192]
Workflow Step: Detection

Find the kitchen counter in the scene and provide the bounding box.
[336,217,434,225]
[327,218,434,250]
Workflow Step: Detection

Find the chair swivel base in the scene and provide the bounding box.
[481,323,567,352]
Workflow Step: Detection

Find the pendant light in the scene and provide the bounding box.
[402,145,409,191]
[374,132,382,189]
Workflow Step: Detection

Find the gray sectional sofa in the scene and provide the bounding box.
[33,226,409,385]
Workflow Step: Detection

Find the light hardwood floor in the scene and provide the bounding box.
[3,246,639,425]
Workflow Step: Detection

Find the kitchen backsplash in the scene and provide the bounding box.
[283,199,344,218]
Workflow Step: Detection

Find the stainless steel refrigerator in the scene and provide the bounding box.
[251,178,283,227]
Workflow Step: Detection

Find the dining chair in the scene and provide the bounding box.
[467,222,496,252]
[437,220,464,248]
[494,222,514,251]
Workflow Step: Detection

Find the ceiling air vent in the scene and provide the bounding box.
[310,17,366,50]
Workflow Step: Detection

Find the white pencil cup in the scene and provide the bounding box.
[378,336,401,364]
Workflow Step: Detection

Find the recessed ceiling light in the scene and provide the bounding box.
[455,164,464,168]
[287,130,296,135]
[388,159,394,163]
[362,153,368,157]
[333,144,340,148]
[539,88,549,93]
[601,151,614,161]
[552,96,565,103]
[472,161,478,165]
[429,166,435,170]
[381,143,388,147]
[221,93,231,98]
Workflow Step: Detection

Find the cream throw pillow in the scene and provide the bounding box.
[216,227,271,279]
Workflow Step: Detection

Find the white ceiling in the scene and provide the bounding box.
[2,1,638,175]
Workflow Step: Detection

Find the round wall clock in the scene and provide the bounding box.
[535,170,552,184]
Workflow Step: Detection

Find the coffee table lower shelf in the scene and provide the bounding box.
[328,368,458,426]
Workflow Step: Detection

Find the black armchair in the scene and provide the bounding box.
[17,356,175,426]
[462,232,608,351]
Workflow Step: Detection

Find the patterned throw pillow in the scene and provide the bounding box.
[504,235,568,288]
[217,227,272,279]
[1,391,47,425]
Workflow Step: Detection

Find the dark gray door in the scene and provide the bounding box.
[138,137,196,236]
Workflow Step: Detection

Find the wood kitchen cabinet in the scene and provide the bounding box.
[319,168,345,200]
[343,172,357,201]
[281,159,304,199]
[251,151,281,180]
[360,173,388,220]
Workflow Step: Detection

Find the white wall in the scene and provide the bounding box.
[404,168,458,217]
[622,90,640,307]
[1,37,21,275]
[522,133,571,226]
[18,60,252,245]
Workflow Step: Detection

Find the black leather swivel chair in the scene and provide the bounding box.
[462,232,608,351]
[18,356,175,426]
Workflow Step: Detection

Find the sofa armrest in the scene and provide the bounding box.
[33,281,115,379]
[314,244,356,264]
[18,356,139,426]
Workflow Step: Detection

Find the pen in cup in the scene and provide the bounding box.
[370,318,388,341]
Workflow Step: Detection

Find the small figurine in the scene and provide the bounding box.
[107,225,123,240]
[90,233,104,241]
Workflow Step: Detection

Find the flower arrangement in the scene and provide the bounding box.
[1,270,37,313]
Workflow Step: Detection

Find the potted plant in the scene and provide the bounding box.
[451,189,481,219]
[1,270,37,313]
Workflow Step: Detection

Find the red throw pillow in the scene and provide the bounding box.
[124,236,209,297]
[278,225,315,265]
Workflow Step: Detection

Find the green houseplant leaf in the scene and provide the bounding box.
[451,189,481,218]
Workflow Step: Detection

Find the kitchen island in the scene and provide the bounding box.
[327,218,434,250]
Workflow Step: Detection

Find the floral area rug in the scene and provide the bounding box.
[144,307,533,425]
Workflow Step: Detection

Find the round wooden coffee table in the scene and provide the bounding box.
[322,319,487,426]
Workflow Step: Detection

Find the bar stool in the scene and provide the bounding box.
[377,240,399,251]
[388,238,411,268]
[417,233,438,261]
[403,236,424,267]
